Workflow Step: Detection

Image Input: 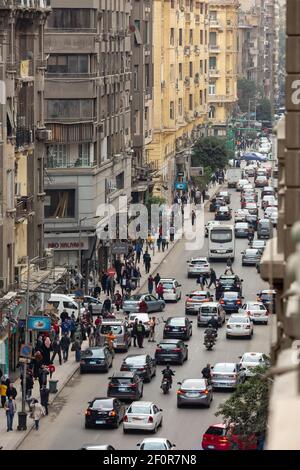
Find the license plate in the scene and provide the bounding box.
[133,417,144,421]
[207,445,215,449]
[235,325,241,328]
[89,361,96,364]
[186,392,199,397]
[173,328,179,331]
[119,387,127,392]
[218,250,226,254]
[95,420,105,424]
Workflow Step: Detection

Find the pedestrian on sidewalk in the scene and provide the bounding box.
[73,338,82,362]
[169,225,175,243]
[148,317,156,343]
[60,309,69,324]
[42,336,52,366]
[102,295,112,316]
[148,275,154,294]
[132,318,138,347]
[224,258,234,275]
[4,396,17,432]
[38,364,49,389]
[154,273,161,288]
[101,271,108,293]
[156,283,164,300]
[143,250,151,274]
[191,210,196,226]
[161,237,167,252]
[121,274,127,295]
[61,318,70,337]
[30,399,45,430]
[51,337,62,365]
[60,333,71,362]
[95,315,102,328]
[202,189,206,203]
[135,242,143,264]
[136,321,146,348]
[69,315,77,342]
[40,385,50,416]
[88,327,96,347]
[93,283,101,299]
[114,290,123,311]
[157,237,162,253]
[208,268,217,288]
[6,383,17,400]
[0,380,7,408]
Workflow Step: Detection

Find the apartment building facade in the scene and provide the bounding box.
[147,0,209,202]
[43,0,133,271]
[208,0,239,135]
[237,2,260,84]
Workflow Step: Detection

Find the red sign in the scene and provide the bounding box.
[107,267,116,277]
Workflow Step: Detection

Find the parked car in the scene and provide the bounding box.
[177,379,213,408]
[99,320,132,352]
[257,289,276,313]
[239,301,269,324]
[186,257,211,278]
[219,291,243,313]
[159,278,182,302]
[226,314,254,339]
[239,352,270,378]
[257,219,273,239]
[205,220,221,237]
[185,290,213,315]
[216,275,243,300]
[137,438,176,451]
[70,295,103,315]
[163,317,193,341]
[80,347,113,373]
[215,205,232,221]
[202,423,258,450]
[155,339,188,365]
[211,363,242,390]
[107,372,143,401]
[241,248,262,266]
[123,401,163,434]
[264,206,278,226]
[197,302,226,327]
[120,354,156,382]
[122,294,165,314]
[80,445,116,450]
[85,397,125,429]
[234,222,249,238]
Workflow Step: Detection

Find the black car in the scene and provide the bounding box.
[85,397,125,429]
[215,275,243,300]
[120,354,156,383]
[163,317,193,340]
[80,347,113,373]
[215,206,232,221]
[209,197,226,212]
[107,372,143,401]
[155,339,188,365]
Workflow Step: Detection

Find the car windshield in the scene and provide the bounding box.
[91,399,113,410]
[236,223,248,228]
[190,260,206,265]
[220,278,235,285]
[168,318,185,326]
[260,293,273,300]
[246,203,256,208]
[205,426,226,436]
[242,354,261,363]
[190,294,207,300]
[246,249,259,255]
[128,404,151,414]
[213,364,235,373]
[159,343,180,350]
[248,303,265,310]
[81,348,105,358]
[201,306,218,313]
[124,356,146,365]
[252,241,265,247]
[161,283,174,289]
[219,207,228,212]
[141,442,167,450]
[210,230,233,243]
[223,293,238,299]
[127,295,142,301]
[229,317,248,324]
[182,380,206,389]
[100,325,123,335]
[111,377,133,385]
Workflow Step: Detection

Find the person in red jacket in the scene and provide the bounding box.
[156,283,164,300]
[139,299,148,313]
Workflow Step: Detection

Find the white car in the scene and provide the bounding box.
[264,206,278,226]
[258,142,271,154]
[236,179,250,191]
[235,209,250,222]
[239,301,269,324]
[205,220,220,237]
[123,401,163,433]
[159,278,182,302]
[128,313,150,334]
[137,438,176,450]
[187,257,211,277]
[239,352,270,378]
[226,314,254,339]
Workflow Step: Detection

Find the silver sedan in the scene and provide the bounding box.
[122,294,165,314]
[177,379,213,408]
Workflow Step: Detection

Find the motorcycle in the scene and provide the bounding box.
[161,377,171,394]
[204,336,215,351]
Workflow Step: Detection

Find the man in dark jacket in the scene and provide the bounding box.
[60,309,69,323]
[38,365,49,389]
[136,321,146,348]
[51,337,62,365]
[6,383,17,400]
[154,273,161,287]
[132,318,138,347]
[208,268,217,288]
[60,333,71,362]
[40,385,50,415]
[143,251,151,274]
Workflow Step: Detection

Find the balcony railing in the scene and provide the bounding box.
[16,127,33,148]
[209,68,220,76]
[46,157,95,169]
[209,19,223,29]
[16,195,34,221]
[0,0,51,9]
[209,44,221,53]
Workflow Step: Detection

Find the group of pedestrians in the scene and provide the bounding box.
[130,316,157,348]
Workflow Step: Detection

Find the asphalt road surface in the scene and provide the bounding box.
[19,176,272,450]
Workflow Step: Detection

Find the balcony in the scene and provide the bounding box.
[209,44,221,53]
[0,0,51,11]
[208,94,236,103]
[46,156,95,169]
[16,195,34,222]
[209,19,223,30]
[209,68,220,77]
[16,127,33,149]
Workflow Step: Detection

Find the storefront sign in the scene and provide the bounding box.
[45,238,89,250]
[175,182,188,191]
[111,242,129,255]
[27,316,51,331]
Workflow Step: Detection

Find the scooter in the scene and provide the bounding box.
[161,378,172,394]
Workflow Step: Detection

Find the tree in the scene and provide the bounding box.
[237,78,257,113]
[215,366,270,448]
[191,136,232,173]
[256,98,272,122]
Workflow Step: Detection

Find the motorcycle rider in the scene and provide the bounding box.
[204,320,218,344]
[161,365,175,388]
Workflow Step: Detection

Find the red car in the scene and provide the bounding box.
[201,423,258,450]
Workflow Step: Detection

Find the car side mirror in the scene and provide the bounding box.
[177,382,182,385]
[172,444,176,447]
[238,355,242,359]
[160,409,163,412]
[190,321,193,323]
[185,344,188,348]
[136,443,141,447]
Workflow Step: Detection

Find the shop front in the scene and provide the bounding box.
[44,234,90,267]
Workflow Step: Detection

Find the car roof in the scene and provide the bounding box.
[140,438,169,443]
[160,278,176,281]
[90,397,114,403]
[241,352,263,358]
[102,320,125,324]
[190,257,208,261]
[124,354,147,360]
[111,371,136,378]
[229,314,249,319]
[189,290,210,295]
[158,339,181,344]
[200,302,219,307]
[206,423,226,430]
[130,401,153,406]
[220,275,237,279]
[214,362,237,368]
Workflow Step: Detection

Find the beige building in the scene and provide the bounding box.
[208,0,239,135]
[147,0,209,202]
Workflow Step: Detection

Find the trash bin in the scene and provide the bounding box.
[17,411,27,431]
[49,379,59,394]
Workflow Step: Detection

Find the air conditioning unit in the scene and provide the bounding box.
[36,128,52,141]
[0,277,7,292]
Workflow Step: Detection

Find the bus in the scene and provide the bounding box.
[208,225,235,261]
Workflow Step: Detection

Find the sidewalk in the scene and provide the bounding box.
[0,182,221,450]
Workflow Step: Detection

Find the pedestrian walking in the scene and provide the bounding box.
[0,380,7,408]
[6,383,17,400]
[156,283,164,300]
[161,237,167,252]
[148,317,156,343]
[61,318,70,336]
[73,338,82,362]
[154,273,161,287]
[136,321,146,348]
[101,271,108,293]
[30,399,45,430]
[95,315,102,328]
[40,385,50,416]
[157,237,162,252]
[169,225,175,243]
[60,333,71,362]
[208,268,217,288]
[196,273,207,290]
[93,283,101,299]
[143,250,151,274]
[38,364,49,389]
[132,318,138,347]
[114,290,123,311]
[102,295,112,315]
[51,337,62,365]
[4,396,17,431]
[121,274,127,295]
[148,275,154,294]
[224,257,234,275]
[191,210,196,226]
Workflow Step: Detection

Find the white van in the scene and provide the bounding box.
[47,294,85,318]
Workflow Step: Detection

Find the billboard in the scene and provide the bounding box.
[27,316,51,331]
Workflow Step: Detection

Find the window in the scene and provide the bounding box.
[178,98,183,116]
[200,30,203,45]
[46,144,67,168]
[179,29,183,46]
[210,10,217,21]
[208,106,215,119]
[179,63,183,80]
[209,56,217,70]
[189,29,193,45]
[200,60,203,74]
[47,9,96,29]
[116,172,124,190]
[169,101,174,120]
[47,55,89,74]
[170,28,175,46]
[44,189,76,219]
[189,62,193,78]
[133,65,139,90]
[209,81,216,95]
[145,64,150,88]
[79,143,91,166]
[134,20,143,45]
[47,99,94,120]
[200,2,204,14]
[209,32,217,46]
[189,94,193,111]
[200,90,203,105]
[171,0,175,8]
[144,21,150,44]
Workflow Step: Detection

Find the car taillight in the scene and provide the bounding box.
[123,415,128,422]
[201,390,209,395]
[220,300,225,304]
[109,411,116,417]
[177,390,184,395]
[130,383,137,388]
[148,416,154,423]
[219,437,228,443]
[180,327,187,331]
[173,288,176,293]
[80,360,85,364]
[108,383,114,388]
[85,410,91,416]
[173,348,181,352]
[156,348,162,352]
[165,326,171,331]
[137,368,146,371]
[236,300,241,305]
[245,325,250,329]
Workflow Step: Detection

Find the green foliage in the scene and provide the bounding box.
[237,78,257,113]
[192,136,231,173]
[192,166,212,190]
[216,366,270,444]
[146,195,166,207]
[256,98,272,122]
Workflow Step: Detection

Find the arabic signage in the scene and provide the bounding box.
[27,316,51,331]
